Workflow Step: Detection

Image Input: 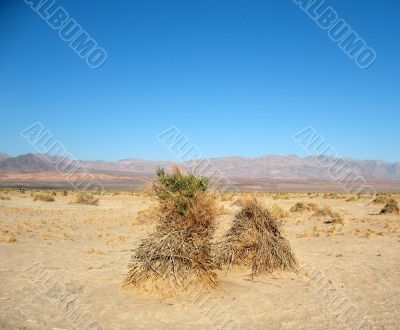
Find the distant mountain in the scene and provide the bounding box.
[1,153,400,181]
[80,159,173,174]
[0,153,10,161]
[0,153,57,172]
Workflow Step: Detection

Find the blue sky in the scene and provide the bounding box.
[1,0,399,162]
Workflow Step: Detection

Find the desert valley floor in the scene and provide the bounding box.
[0,190,399,329]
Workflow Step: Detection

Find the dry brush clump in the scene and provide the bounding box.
[216,198,298,277]
[124,167,218,295]
[345,194,359,202]
[33,193,55,202]
[72,191,99,205]
[380,198,399,215]
[322,193,345,200]
[373,194,391,204]
[312,206,344,224]
[272,192,289,200]
[270,204,289,219]
[290,202,319,213]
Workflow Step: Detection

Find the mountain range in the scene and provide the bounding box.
[1,153,400,183]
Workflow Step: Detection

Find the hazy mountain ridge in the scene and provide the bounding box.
[1,153,399,181]
[0,153,10,161]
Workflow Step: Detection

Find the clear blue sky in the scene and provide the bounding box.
[1,0,399,162]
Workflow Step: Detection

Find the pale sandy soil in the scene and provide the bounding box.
[0,190,399,329]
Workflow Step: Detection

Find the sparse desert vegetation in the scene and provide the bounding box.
[124,167,218,295]
[290,202,319,212]
[73,191,99,205]
[1,187,399,328]
[373,193,392,204]
[216,198,298,276]
[33,193,55,202]
[380,198,399,214]
[312,206,344,224]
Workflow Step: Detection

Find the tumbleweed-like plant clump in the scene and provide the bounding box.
[33,193,55,202]
[216,198,298,277]
[373,194,391,204]
[380,198,399,215]
[124,166,218,295]
[290,202,319,213]
[72,192,99,205]
[312,206,344,224]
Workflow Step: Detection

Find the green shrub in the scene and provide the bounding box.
[153,167,208,215]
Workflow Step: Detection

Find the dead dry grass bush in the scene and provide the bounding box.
[72,192,99,205]
[380,198,399,215]
[272,193,289,200]
[270,204,289,219]
[216,198,298,277]
[312,206,344,224]
[33,193,55,202]
[290,202,319,213]
[346,194,359,202]
[373,194,391,204]
[323,193,345,200]
[124,167,218,295]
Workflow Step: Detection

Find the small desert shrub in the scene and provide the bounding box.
[270,204,289,219]
[272,193,289,200]
[153,167,208,215]
[73,192,99,205]
[216,198,298,276]
[33,193,55,202]
[323,193,345,200]
[51,190,57,196]
[62,190,68,196]
[312,206,343,224]
[380,199,399,215]
[373,194,391,204]
[346,195,359,202]
[290,202,319,213]
[125,167,217,295]
[0,196,11,201]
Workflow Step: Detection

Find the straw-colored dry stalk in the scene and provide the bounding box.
[216,198,298,277]
[124,171,218,295]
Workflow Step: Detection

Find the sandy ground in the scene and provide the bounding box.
[0,190,399,329]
